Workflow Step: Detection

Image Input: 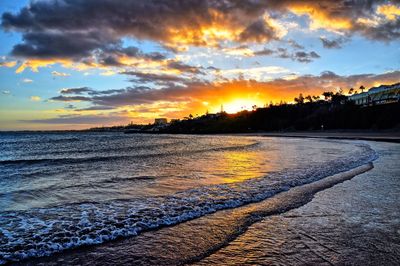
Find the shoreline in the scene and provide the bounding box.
[2,129,400,143]
[196,140,400,265]
[235,131,400,143]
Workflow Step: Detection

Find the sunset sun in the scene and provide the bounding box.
[222,99,263,113]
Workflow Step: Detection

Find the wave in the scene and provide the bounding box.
[0,143,377,264]
[0,133,190,146]
[0,136,82,146]
[0,142,259,167]
[0,139,186,160]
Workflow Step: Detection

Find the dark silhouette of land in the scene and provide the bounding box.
[86,84,400,138]
[161,101,399,134]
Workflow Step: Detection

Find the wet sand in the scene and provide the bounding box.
[195,141,400,265]
[243,131,400,143]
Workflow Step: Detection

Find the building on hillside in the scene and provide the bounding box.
[349,83,400,106]
[204,113,220,119]
[154,118,168,125]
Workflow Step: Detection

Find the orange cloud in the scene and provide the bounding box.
[15,59,93,73]
[159,8,281,49]
[288,3,352,32]
[377,4,400,20]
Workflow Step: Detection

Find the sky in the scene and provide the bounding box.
[0,0,399,130]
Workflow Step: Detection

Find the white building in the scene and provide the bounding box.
[349,83,400,106]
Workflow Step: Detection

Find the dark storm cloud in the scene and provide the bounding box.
[11,31,116,59]
[60,87,93,95]
[272,48,320,63]
[253,48,275,56]
[243,45,320,63]
[21,114,129,124]
[75,106,116,111]
[64,104,76,109]
[88,89,126,96]
[320,37,345,49]
[166,61,204,74]
[320,71,340,79]
[287,39,304,50]
[58,87,127,96]
[1,0,398,66]
[238,19,277,42]
[50,95,91,102]
[354,19,400,41]
[49,82,208,106]
[97,46,166,66]
[293,51,320,63]
[90,85,193,106]
[1,0,277,59]
[2,0,398,75]
[123,71,186,84]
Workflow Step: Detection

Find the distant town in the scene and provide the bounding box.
[87,82,400,133]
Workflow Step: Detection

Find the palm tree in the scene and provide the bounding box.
[360,85,365,93]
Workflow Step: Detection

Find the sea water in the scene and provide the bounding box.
[0,132,378,264]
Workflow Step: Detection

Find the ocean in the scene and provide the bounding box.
[0,132,379,264]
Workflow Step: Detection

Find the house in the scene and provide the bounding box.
[349,83,400,106]
[154,118,168,125]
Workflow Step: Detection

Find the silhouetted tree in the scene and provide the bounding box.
[322,91,334,101]
[312,95,320,101]
[360,85,365,93]
[294,93,305,104]
[331,91,347,104]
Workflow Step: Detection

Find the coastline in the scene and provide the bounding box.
[237,130,400,143]
[2,129,400,144]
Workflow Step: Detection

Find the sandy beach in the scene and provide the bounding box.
[243,130,400,143]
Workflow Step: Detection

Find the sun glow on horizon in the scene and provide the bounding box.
[221,99,264,114]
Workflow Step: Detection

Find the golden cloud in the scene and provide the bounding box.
[0,61,17,68]
[377,4,400,21]
[288,3,352,32]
